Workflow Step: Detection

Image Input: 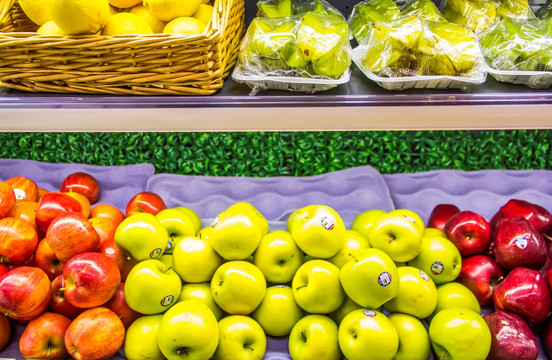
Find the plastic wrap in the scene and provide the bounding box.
[401,0,448,23]
[440,0,499,33]
[496,0,537,19]
[348,0,402,43]
[352,16,487,90]
[232,10,351,93]
[256,0,344,20]
[537,0,552,18]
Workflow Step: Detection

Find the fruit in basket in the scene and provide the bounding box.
[369,211,424,262]
[193,4,213,25]
[99,237,138,281]
[253,230,304,284]
[129,4,168,33]
[456,254,505,306]
[388,313,431,360]
[91,203,125,226]
[257,0,293,18]
[0,266,51,321]
[124,314,164,360]
[384,267,438,319]
[0,313,9,352]
[408,234,462,285]
[17,0,53,26]
[172,236,223,283]
[35,192,82,233]
[126,191,167,217]
[143,0,203,22]
[60,172,100,205]
[252,285,303,337]
[64,307,125,360]
[349,0,402,43]
[158,300,219,360]
[19,312,72,360]
[429,308,492,360]
[327,230,371,269]
[402,0,447,22]
[13,201,39,231]
[101,12,154,35]
[289,314,341,360]
[214,315,267,360]
[427,204,460,231]
[443,210,492,255]
[0,217,38,265]
[441,0,498,33]
[228,202,269,236]
[46,212,100,262]
[114,212,169,261]
[63,192,90,218]
[211,261,266,315]
[0,181,16,220]
[50,0,111,35]
[156,208,201,253]
[339,309,398,360]
[178,282,223,321]
[163,17,206,34]
[124,259,181,314]
[483,311,538,360]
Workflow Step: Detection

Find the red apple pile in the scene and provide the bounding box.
[430,199,552,360]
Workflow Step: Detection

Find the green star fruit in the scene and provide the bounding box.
[349,0,402,43]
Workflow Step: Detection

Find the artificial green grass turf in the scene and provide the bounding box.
[0,130,550,176]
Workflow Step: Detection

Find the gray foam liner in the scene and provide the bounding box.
[1,159,552,359]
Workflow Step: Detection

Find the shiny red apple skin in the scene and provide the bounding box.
[64,307,125,360]
[46,212,100,262]
[0,266,51,321]
[89,216,117,242]
[34,238,65,281]
[427,204,461,231]
[0,313,10,351]
[99,237,137,282]
[543,315,552,358]
[49,275,84,319]
[457,254,505,306]
[13,201,40,233]
[19,312,72,360]
[35,192,82,233]
[493,216,548,270]
[90,204,125,227]
[60,172,101,205]
[62,252,121,309]
[499,199,552,235]
[0,217,38,265]
[104,282,142,329]
[125,191,167,217]
[0,181,16,220]
[444,210,492,256]
[483,310,538,360]
[5,176,39,204]
[493,267,552,328]
[0,264,8,277]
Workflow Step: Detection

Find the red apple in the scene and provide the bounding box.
[125,191,167,217]
[34,238,65,281]
[0,264,8,277]
[427,204,460,231]
[60,172,101,205]
[499,199,552,235]
[35,192,82,233]
[64,307,125,360]
[62,252,120,309]
[0,313,10,351]
[444,210,492,256]
[456,254,505,306]
[90,204,125,226]
[493,216,548,270]
[494,266,552,328]
[46,212,100,262]
[0,266,51,321]
[19,312,72,360]
[0,181,16,219]
[89,216,118,242]
[0,217,38,265]
[98,237,137,281]
[104,283,142,329]
[49,275,84,319]
[13,201,40,232]
[5,176,39,203]
[483,310,538,360]
[543,315,552,358]
[64,192,91,219]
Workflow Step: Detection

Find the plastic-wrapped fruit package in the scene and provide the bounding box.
[496,0,536,19]
[257,0,344,20]
[440,0,498,33]
[401,0,448,23]
[538,0,552,18]
[348,0,402,43]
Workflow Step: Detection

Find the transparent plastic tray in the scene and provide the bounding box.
[487,68,552,89]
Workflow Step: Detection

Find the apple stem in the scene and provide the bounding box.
[244,345,254,351]
[347,253,358,262]
[544,233,552,242]
[440,350,448,360]
[295,284,308,291]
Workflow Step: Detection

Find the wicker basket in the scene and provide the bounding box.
[0,0,245,95]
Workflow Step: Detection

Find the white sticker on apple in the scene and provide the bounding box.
[515,236,528,249]
[431,261,444,275]
[419,270,430,282]
[378,272,392,286]
[211,216,219,228]
[321,216,335,231]
[13,188,26,200]
[362,310,377,317]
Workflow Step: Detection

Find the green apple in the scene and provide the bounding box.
[114,213,169,261]
[431,282,481,319]
[159,254,173,268]
[423,227,446,238]
[155,208,198,253]
[339,248,399,309]
[209,207,264,260]
[429,308,491,360]
[327,230,371,269]
[388,313,431,360]
[158,300,219,360]
[124,314,164,360]
[251,285,304,337]
[384,266,437,319]
[175,206,202,234]
[178,282,223,321]
[211,261,267,315]
[351,209,387,240]
[369,213,424,263]
[338,309,399,360]
[226,202,268,236]
[214,315,267,360]
[289,314,341,360]
[172,236,223,283]
[329,296,363,325]
[389,209,425,233]
[197,225,211,241]
[292,259,345,314]
[288,204,346,258]
[408,235,462,285]
[253,230,304,284]
[124,259,182,315]
[286,208,301,232]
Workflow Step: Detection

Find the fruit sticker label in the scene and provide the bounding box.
[150,248,163,259]
[166,240,173,252]
[378,272,392,286]
[363,310,377,317]
[211,216,219,228]
[160,295,174,307]
[13,188,26,200]
[321,216,335,230]
[403,215,417,225]
[431,261,444,275]
[515,236,528,249]
[419,270,430,282]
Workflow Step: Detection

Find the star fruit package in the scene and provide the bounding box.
[232,1,351,94]
[257,0,345,21]
[537,0,552,18]
[352,15,487,90]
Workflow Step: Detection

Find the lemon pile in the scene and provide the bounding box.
[18,0,214,35]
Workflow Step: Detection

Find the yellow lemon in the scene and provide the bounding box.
[108,0,141,8]
[143,0,203,22]
[18,0,52,25]
[163,16,206,34]
[193,4,213,25]
[50,0,111,35]
[110,5,119,14]
[101,12,154,35]
[36,20,66,35]
[201,0,210,3]
[129,3,167,33]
